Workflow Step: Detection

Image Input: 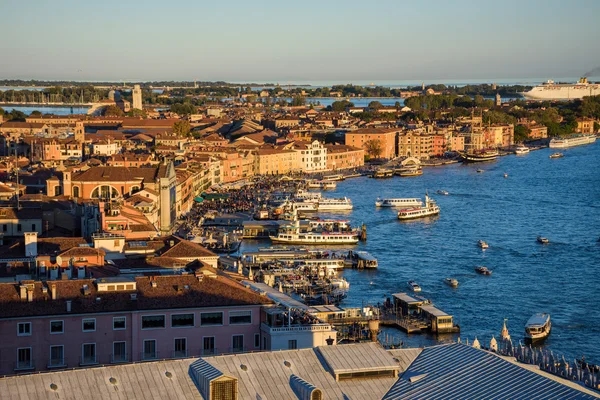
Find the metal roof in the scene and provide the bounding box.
[242,281,308,310]
[387,348,424,372]
[392,293,423,304]
[383,343,599,400]
[419,304,449,317]
[318,342,399,375]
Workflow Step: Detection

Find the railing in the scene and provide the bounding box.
[228,347,248,354]
[14,360,35,371]
[172,350,187,359]
[47,358,67,369]
[140,351,160,361]
[111,353,129,363]
[80,356,98,366]
[262,322,334,333]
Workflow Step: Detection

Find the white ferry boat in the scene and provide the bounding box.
[322,174,345,181]
[295,190,322,201]
[307,180,337,190]
[270,231,358,245]
[523,77,600,100]
[514,146,530,155]
[524,313,551,343]
[397,194,440,220]
[407,280,422,292]
[308,219,353,232]
[317,197,353,211]
[375,198,423,208]
[289,201,318,212]
[549,134,597,149]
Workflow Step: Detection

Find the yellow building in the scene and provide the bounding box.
[256,148,300,175]
[396,131,433,159]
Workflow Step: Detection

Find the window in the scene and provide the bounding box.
[32,224,36,231]
[200,312,223,326]
[171,313,194,328]
[82,343,96,365]
[174,338,187,358]
[17,224,22,232]
[73,186,79,198]
[50,320,63,334]
[229,311,252,325]
[141,315,165,329]
[143,340,157,360]
[2,224,6,232]
[203,337,215,355]
[112,342,127,363]
[254,334,260,349]
[113,316,126,330]
[16,347,32,370]
[288,340,298,350]
[232,335,244,353]
[82,319,96,332]
[49,345,64,367]
[17,322,31,336]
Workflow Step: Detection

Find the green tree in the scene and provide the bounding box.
[173,120,191,137]
[514,125,531,143]
[330,100,354,112]
[291,95,306,107]
[394,101,401,108]
[594,121,600,132]
[127,108,147,118]
[365,139,383,159]
[368,101,383,109]
[103,105,124,117]
[30,110,42,117]
[170,103,197,115]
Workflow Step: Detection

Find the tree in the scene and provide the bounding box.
[30,110,42,117]
[291,95,306,107]
[173,120,191,137]
[394,101,401,108]
[170,103,197,115]
[365,139,383,159]
[330,100,354,112]
[595,122,600,132]
[104,105,124,117]
[128,108,147,118]
[514,125,531,143]
[368,101,383,109]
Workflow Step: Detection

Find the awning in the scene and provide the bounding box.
[194,196,204,203]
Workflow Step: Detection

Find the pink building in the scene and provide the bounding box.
[0,273,272,376]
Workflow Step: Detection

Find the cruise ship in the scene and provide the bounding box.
[523,77,600,100]
[375,198,423,208]
[317,197,353,211]
[549,134,597,148]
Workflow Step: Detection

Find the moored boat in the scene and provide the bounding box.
[317,197,353,211]
[475,266,492,275]
[375,197,423,208]
[524,313,551,343]
[515,146,530,155]
[407,280,422,292]
[397,193,440,220]
[459,150,499,163]
[399,168,423,177]
[444,278,459,287]
[549,134,596,149]
[373,169,394,179]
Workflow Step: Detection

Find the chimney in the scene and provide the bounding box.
[66,300,72,312]
[50,284,57,300]
[24,232,38,257]
[19,285,27,300]
[26,288,33,302]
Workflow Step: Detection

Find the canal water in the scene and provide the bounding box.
[241,142,600,360]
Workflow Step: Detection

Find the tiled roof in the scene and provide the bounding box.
[0,274,271,319]
[160,238,218,259]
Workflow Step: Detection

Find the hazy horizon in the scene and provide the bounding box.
[1,0,599,83]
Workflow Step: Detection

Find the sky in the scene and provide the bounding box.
[1,0,600,84]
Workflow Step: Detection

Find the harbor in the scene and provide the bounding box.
[189,141,600,361]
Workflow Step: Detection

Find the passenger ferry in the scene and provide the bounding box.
[549,134,597,149]
[407,280,422,292]
[317,197,353,211]
[307,180,337,190]
[295,190,322,201]
[288,200,318,213]
[524,313,551,343]
[375,198,423,208]
[293,258,347,273]
[399,168,423,177]
[397,194,440,220]
[514,146,530,155]
[322,174,345,181]
[270,220,358,245]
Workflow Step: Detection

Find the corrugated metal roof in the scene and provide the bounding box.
[391,293,423,303]
[318,342,399,375]
[242,281,309,310]
[387,348,423,372]
[383,343,599,400]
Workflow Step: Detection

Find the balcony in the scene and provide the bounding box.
[140,351,160,361]
[111,353,129,363]
[47,358,67,369]
[261,322,334,334]
[80,356,98,366]
[14,360,35,371]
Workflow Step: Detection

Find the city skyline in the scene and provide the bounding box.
[1,0,600,83]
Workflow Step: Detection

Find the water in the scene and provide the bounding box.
[0,105,90,115]
[241,142,600,360]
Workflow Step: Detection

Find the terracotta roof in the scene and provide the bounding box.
[160,238,218,259]
[0,274,272,319]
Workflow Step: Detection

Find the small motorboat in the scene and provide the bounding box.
[476,169,484,173]
[549,152,564,159]
[475,266,492,275]
[436,190,449,195]
[407,280,422,292]
[537,236,549,244]
[478,240,489,249]
[444,278,459,288]
[503,173,509,178]
[524,313,551,344]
